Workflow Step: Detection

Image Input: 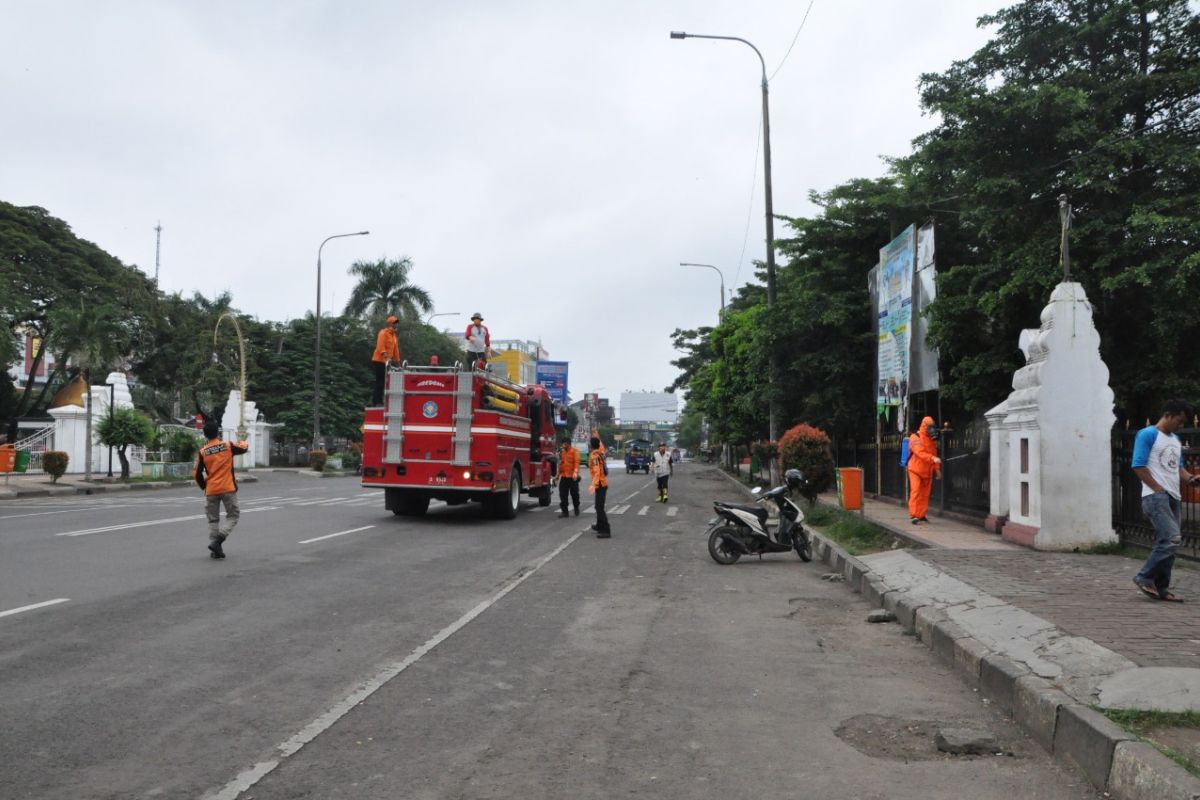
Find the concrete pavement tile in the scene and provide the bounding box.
[930,620,969,666]
[979,653,1028,714]
[1098,667,1200,713]
[914,604,946,643]
[894,595,925,630]
[953,636,990,686]
[1108,740,1200,800]
[1054,704,1137,790]
[1014,675,1074,753]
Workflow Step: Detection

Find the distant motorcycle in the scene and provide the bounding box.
[706,469,813,565]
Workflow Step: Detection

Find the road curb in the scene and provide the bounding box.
[0,475,257,501]
[809,531,1200,800]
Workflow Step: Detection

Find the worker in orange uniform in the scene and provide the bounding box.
[906,416,942,524]
[588,430,611,538]
[371,315,402,406]
[194,418,249,559]
[557,439,582,518]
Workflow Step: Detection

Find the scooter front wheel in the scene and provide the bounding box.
[708,526,742,565]
[793,526,813,562]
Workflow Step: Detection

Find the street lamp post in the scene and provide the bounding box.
[679,262,725,317]
[423,311,460,325]
[313,231,369,450]
[104,382,116,477]
[670,30,780,441]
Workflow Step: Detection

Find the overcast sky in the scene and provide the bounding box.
[3,0,1003,408]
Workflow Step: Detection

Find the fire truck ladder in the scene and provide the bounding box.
[383,365,405,464]
[452,371,474,466]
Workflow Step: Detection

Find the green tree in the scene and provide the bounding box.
[905,0,1200,421]
[0,202,157,434]
[96,407,157,479]
[343,257,433,323]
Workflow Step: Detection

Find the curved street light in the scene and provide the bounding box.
[670,30,779,440]
[424,311,461,325]
[313,230,369,449]
[679,262,726,316]
[213,311,249,440]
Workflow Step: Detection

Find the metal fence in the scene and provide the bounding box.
[835,426,1200,558]
[833,429,991,518]
[1112,427,1200,560]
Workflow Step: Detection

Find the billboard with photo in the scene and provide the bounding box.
[909,223,940,394]
[535,360,569,406]
[876,225,915,420]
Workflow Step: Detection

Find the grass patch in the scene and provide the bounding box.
[1079,540,1141,558]
[1101,708,1200,776]
[804,501,906,556]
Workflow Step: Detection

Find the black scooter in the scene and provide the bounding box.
[706,469,812,565]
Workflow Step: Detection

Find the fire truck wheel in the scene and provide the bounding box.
[487,472,521,519]
[535,485,552,506]
[391,492,430,516]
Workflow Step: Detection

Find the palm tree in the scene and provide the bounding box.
[343,257,433,322]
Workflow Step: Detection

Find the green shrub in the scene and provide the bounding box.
[308,449,327,471]
[340,448,361,470]
[43,451,69,483]
[778,423,834,494]
[165,430,201,462]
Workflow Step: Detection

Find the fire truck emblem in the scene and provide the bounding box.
[422,401,438,418]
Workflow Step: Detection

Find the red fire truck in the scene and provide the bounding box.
[361,362,558,518]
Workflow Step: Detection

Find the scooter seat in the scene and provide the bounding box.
[715,501,769,521]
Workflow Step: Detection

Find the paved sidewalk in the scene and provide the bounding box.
[811,489,1200,800]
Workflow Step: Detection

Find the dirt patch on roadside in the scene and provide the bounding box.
[835,713,1026,762]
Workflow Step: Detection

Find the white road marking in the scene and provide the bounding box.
[56,507,279,537]
[611,504,630,514]
[203,530,585,800]
[667,506,678,517]
[637,506,649,516]
[583,506,595,514]
[0,504,134,521]
[298,525,376,544]
[0,598,70,618]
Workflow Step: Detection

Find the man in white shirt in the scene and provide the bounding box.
[1131,399,1199,602]
[650,442,673,503]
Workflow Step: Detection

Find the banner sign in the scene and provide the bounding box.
[909,223,940,394]
[535,360,569,406]
[876,224,915,421]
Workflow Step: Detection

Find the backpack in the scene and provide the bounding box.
[899,437,911,468]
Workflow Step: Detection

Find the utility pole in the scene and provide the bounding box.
[154,221,162,283]
[1058,195,1072,282]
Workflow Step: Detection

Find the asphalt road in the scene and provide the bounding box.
[0,466,1100,799]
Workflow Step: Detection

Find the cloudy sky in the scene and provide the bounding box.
[3,0,1001,408]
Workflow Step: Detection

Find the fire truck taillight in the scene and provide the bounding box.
[462,470,471,480]
[362,467,379,478]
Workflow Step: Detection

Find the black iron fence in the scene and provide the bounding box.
[833,429,990,518]
[833,426,1200,558]
[1113,427,1200,560]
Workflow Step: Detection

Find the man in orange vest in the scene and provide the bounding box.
[906,416,942,524]
[194,418,249,559]
[372,315,401,405]
[557,439,582,518]
[588,430,611,538]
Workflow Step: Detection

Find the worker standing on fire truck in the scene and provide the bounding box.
[465,312,493,366]
[588,430,611,538]
[557,439,581,518]
[371,315,401,405]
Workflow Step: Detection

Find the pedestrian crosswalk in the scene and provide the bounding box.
[579,504,678,516]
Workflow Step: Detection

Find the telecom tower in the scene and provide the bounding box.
[154,221,162,282]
